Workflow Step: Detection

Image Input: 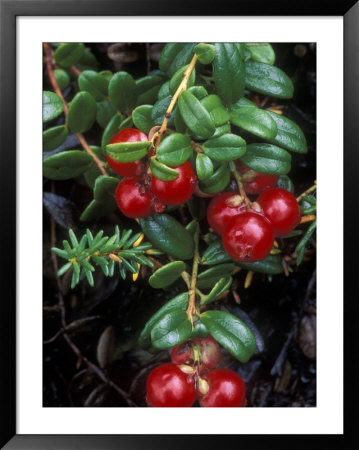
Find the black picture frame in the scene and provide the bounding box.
[1,1,357,448]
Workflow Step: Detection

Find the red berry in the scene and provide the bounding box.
[107,128,147,177]
[236,161,278,195]
[151,161,197,206]
[146,363,196,407]
[171,336,221,371]
[257,187,301,236]
[171,340,193,366]
[115,178,154,218]
[222,212,274,262]
[194,335,221,370]
[207,192,247,236]
[199,369,246,407]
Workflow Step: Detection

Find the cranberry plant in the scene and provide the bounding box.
[43,42,316,407]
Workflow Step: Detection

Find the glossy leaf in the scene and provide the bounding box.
[200,310,256,362]
[230,107,277,140]
[196,153,214,180]
[198,263,235,281]
[203,134,246,162]
[191,321,209,339]
[194,43,216,64]
[43,91,64,122]
[178,90,216,139]
[140,214,195,260]
[245,43,275,65]
[199,163,230,194]
[67,92,97,133]
[43,150,92,180]
[83,146,106,188]
[108,71,137,112]
[151,310,192,350]
[138,292,189,349]
[118,116,134,132]
[136,74,165,105]
[245,62,294,99]
[150,157,179,181]
[157,81,170,99]
[132,105,155,134]
[169,65,196,95]
[80,199,116,222]
[267,111,307,153]
[201,277,233,305]
[106,140,150,163]
[43,125,68,151]
[236,253,284,274]
[188,85,208,100]
[96,100,118,129]
[78,70,109,101]
[213,43,245,105]
[202,239,231,265]
[54,43,85,67]
[101,113,123,150]
[159,43,197,77]
[93,175,119,203]
[54,69,70,90]
[149,261,187,289]
[212,123,231,139]
[200,95,229,126]
[240,143,291,175]
[157,133,192,166]
[151,95,173,126]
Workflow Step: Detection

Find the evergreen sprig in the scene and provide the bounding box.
[52,227,155,288]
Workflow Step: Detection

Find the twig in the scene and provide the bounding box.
[296,182,316,202]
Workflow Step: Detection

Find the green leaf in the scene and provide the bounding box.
[267,111,307,153]
[138,292,189,348]
[151,310,192,350]
[77,48,99,69]
[151,95,173,126]
[43,125,68,151]
[43,91,64,123]
[43,150,92,180]
[150,157,179,181]
[277,174,294,193]
[96,100,117,129]
[200,95,229,126]
[67,92,97,133]
[80,199,116,222]
[212,123,231,139]
[198,263,235,281]
[199,163,230,194]
[295,220,317,256]
[106,140,150,163]
[156,133,193,166]
[245,62,294,99]
[191,321,208,338]
[201,277,232,305]
[245,43,275,65]
[203,134,246,162]
[54,69,70,90]
[213,43,245,105]
[157,81,170,99]
[188,85,208,100]
[230,107,277,140]
[101,113,123,150]
[230,97,257,110]
[109,71,137,112]
[240,143,291,175]
[202,239,231,265]
[149,261,187,289]
[54,43,85,68]
[132,105,155,134]
[236,253,284,274]
[93,175,119,203]
[178,90,216,139]
[200,310,256,362]
[78,70,109,101]
[118,116,134,132]
[196,153,213,180]
[159,43,197,77]
[136,74,165,105]
[194,43,216,64]
[169,65,196,95]
[140,214,195,260]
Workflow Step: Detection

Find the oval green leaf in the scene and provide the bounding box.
[43,91,64,123]
[267,111,307,153]
[151,310,192,350]
[54,69,70,90]
[151,95,173,126]
[108,71,137,112]
[178,90,216,139]
[43,125,68,151]
[200,310,256,362]
[199,163,230,194]
[157,133,193,166]
[230,107,277,140]
[136,74,165,105]
[150,157,179,181]
[169,65,196,95]
[78,70,109,101]
[93,175,119,203]
[203,134,246,162]
[96,100,117,129]
[43,150,92,180]
[245,62,294,99]
[240,143,291,175]
[196,153,213,180]
[132,105,155,134]
[201,277,233,306]
[236,253,284,274]
[194,43,216,64]
[54,43,85,68]
[149,261,187,289]
[101,113,123,150]
[245,43,275,65]
[159,43,197,77]
[202,239,231,265]
[200,95,229,126]
[106,140,150,163]
[67,92,97,133]
[140,214,195,260]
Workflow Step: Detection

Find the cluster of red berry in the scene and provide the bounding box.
[207,162,301,262]
[108,129,197,218]
[146,336,246,407]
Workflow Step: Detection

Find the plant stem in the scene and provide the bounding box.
[300,214,316,224]
[43,43,108,177]
[186,222,200,324]
[154,54,198,149]
[296,182,317,202]
[229,161,251,209]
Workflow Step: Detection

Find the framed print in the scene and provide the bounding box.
[1,0,357,448]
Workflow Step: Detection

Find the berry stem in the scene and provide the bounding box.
[43,43,109,177]
[186,222,200,325]
[229,162,251,209]
[154,53,198,150]
[296,181,316,202]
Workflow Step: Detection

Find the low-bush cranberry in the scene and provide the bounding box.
[115,178,154,218]
[198,369,246,407]
[236,161,279,195]
[171,335,221,370]
[207,192,247,236]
